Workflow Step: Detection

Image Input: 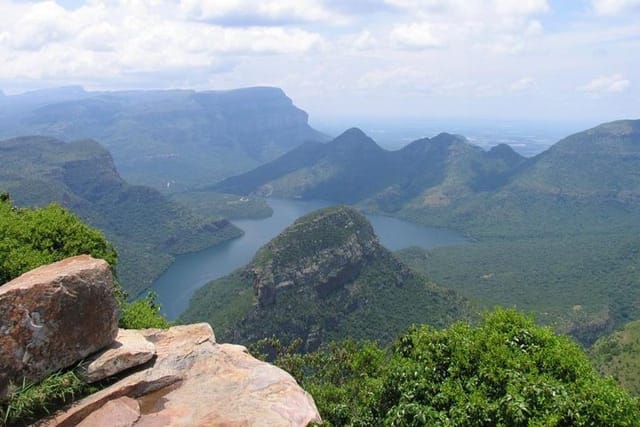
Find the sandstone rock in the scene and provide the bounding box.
[0,255,118,399]
[80,329,156,383]
[43,323,321,427]
[77,396,140,427]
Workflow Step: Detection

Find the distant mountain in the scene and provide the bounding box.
[213,128,525,210]
[0,87,326,191]
[0,136,241,295]
[179,206,471,349]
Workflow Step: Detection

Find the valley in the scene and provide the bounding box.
[1,86,640,410]
[152,197,467,319]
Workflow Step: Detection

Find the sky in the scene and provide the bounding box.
[0,0,638,123]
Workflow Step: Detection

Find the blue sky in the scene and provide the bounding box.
[0,0,638,122]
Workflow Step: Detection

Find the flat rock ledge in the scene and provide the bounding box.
[40,323,322,427]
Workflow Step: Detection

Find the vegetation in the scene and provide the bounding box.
[591,320,640,396]
[0,367,96,427]
[259,308,640,426]
[0,194,116,283]
[119,292,172,329]
[397,232,640,346]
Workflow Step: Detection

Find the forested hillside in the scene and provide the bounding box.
[0,136,241,294]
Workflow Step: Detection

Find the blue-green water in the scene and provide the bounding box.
[152,198,467,319]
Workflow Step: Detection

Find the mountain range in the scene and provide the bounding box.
[215,119,640,238]
[0,136,241,295]
[0,86,325,191]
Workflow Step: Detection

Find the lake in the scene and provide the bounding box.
[152,198,467,319]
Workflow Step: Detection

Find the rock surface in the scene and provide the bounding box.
[77,396,141,427]
[42,323,321,426]
[80,329,156,383]
[0,255,118,399]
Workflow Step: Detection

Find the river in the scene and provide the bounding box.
[152,198,467,319]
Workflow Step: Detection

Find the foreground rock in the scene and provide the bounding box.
[0,255,118,399]
[42,323,321,427]
[80,329,156,383]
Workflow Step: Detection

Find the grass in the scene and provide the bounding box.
[1,368,96,427]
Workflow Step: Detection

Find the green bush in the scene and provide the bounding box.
[0,195,117,284]
[119,292,171,329]
[267,308,640,426]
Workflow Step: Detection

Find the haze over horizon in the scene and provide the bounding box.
[0,0,638,123]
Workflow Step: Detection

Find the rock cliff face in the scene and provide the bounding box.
[180,206,470,349]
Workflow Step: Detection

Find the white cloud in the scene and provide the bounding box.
[578,74,630,94]
[384,0,548,53]
[510,77,534,92]
[179,0,342,25]
[390,22,442,49]
[591,0,640,16]
[0,0,323,83]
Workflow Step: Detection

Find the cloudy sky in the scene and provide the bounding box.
[0,0,638,122]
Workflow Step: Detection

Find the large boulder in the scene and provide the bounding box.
[43,323,322,426]
[0,255,119,399]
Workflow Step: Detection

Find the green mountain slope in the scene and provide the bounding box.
[0,136,241,294]
[179,206,472,348]
[0,86,326,191]
[591,320,640,396]
[422,119,640,237]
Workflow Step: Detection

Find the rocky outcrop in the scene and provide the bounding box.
[43,323,321,427]
[0,255,118,399]
[249,206,381,307]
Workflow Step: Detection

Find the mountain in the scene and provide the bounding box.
[0,136,242,294]
[213,128,526,210]
[0,87,326,191]
[179,206,471,350]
